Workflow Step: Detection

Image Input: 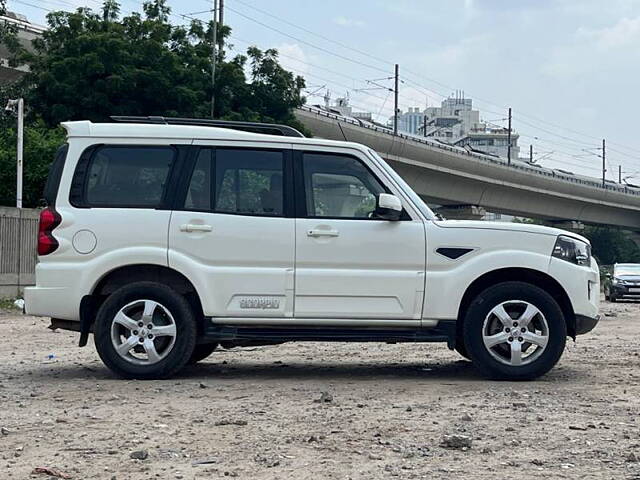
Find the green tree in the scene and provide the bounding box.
[22,0,306,130]
[0,121,65,207]
[582,225,640,265]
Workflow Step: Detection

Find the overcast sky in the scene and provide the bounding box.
[11,0,640,180]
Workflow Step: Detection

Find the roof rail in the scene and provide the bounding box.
[109,116,305,138]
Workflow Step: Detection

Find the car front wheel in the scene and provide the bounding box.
[94,282,197,379]
[463,281,566,380]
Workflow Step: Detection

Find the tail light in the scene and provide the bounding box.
[38,207,62,256]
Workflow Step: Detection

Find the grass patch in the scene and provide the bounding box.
[0,298,19,311]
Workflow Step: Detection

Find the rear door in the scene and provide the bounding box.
[168,143,295,318]
[293,148,426,321]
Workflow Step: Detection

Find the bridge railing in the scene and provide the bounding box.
[299,105,640,196]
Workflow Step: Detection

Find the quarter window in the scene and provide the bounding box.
[84,146,175,207]
[302,153,385,219]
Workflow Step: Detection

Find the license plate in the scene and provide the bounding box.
[630,288,640,293]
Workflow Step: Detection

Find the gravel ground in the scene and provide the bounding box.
[1,297,639,480]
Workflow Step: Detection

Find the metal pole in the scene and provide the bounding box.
[393,64,399,136]
[507,107,512,165]
[218,0,224,53]
[423,114,427,137]
[529,144,533,163]
[210,0,218,119]
[602,138,606,187]
[619,165,622,183]
[16,98,24,209]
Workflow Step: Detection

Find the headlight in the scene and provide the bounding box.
[552,235,591,266]
[612,278,619,285]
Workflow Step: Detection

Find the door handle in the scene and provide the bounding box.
[180,224,212,233]
[307,228,339,237]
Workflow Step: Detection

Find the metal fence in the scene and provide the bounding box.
[0,207,39,298]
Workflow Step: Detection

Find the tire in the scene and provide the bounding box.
[188,343,218,364]
[455,341,471,360]
[463,281,566,381]
[609,295,617,303]
[94,281,197,379]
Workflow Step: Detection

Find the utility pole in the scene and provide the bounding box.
[423,114,427,138]
[507,107,512,165]
[393,64,399,136]
[218,0,224,53]
[529,144,533,163]
[619,165,622,184]
[210,0,218,119]
[602,138,606,187]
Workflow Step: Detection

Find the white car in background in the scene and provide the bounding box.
[25,117,600,380]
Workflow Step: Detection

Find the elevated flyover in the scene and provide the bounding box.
[296,106,640,230]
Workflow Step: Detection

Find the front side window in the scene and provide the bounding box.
[183,148,285,217]
[85,146,175,207]
[302,153,385,219]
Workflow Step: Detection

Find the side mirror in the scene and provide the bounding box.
[375,193,403,221]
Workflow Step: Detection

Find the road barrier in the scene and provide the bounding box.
[0,207,39,298]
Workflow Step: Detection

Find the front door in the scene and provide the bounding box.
[168,146,295,318]
[294,150,426,320]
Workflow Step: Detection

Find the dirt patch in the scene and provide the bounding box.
[1,298,639,479]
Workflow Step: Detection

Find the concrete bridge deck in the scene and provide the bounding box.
[296,106,640,230]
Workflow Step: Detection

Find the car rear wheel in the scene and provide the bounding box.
[463,281,566,380]
[94,282,197,379]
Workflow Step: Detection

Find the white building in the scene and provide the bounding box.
[392,95,520,160]
[0,12,45,85]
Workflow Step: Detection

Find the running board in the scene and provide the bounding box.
[202,321,456,348]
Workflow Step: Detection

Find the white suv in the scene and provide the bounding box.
[25,117,600,380]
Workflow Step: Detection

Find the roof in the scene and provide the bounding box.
[61,120,360,150]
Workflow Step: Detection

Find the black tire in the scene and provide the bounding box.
[455,341,471,360]
[463,281,567,381]
[609,295,617,303]
[94,281,197,379]
[188,343,218,364]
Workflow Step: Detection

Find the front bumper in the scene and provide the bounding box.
[611,285,640,298]
[575,314,600,335]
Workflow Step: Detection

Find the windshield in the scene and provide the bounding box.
[366,148,436,220]
[615,265,640,276]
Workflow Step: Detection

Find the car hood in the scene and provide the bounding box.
[433,220,590,244]
[615,275,640,281]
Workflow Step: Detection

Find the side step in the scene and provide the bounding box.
[203,322,456,348]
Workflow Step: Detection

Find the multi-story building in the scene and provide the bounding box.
[392,95,520,160]
[0,12,45,85]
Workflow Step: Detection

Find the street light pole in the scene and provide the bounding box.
[16,98,23,208]
[6,98,24,208]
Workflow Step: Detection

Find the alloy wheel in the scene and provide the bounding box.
[482,300,549,366]
[110,299,177,365]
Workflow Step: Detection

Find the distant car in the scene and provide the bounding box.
[604,263,640,302]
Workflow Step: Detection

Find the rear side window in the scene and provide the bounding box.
[43,144,69,206]
[79,146,175,208]
[183,148,285,217]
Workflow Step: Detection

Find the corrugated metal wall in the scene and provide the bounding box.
[0,207,39,298]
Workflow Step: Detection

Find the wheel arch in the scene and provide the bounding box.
[79,264,205,346]
[456,267,576,342]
